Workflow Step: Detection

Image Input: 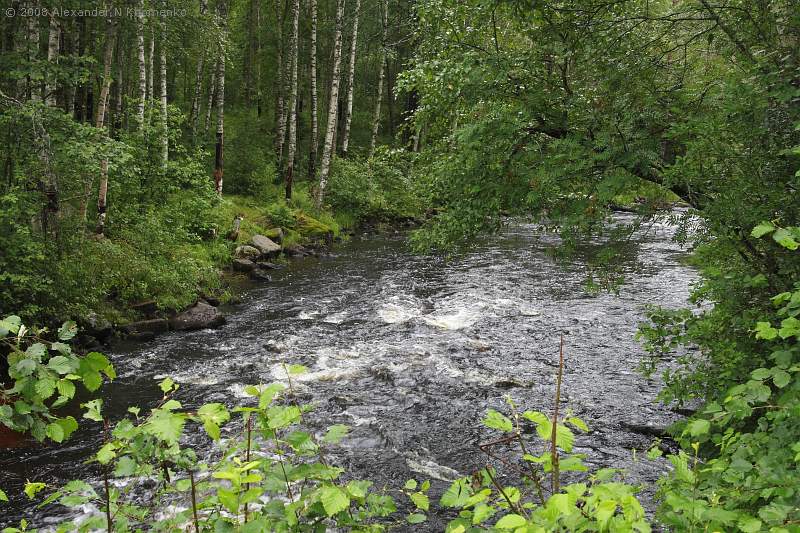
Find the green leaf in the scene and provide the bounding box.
[197,403,229,441]
[750,222,775,238]
[738,517,763,533]
[322,424,349,444]
[404,479,418,491]
[285,364,308,375]
[145,409,186,444]
[0,488,8,502]
[440,479,471,508]
[494,513,527,529]
[407,513,427,524]
[266,405,300,429]
[472,502,495,524]
[687,419,710,437]
[483,409,513,432]
[159,377,176,393]
[58,321,78,340]
[772,369,791,388]
[47,356,73,375]
[258,383,286,409]
[596,500,617,526]
[772,228,799,250]
[754,322,778,340]
[24,482,46,500]
[96,443,116,464]
[320,485,349,516]
[411,491,430,511]
[0,315,22,336]
[114,456,138,477]
[566,416,589,432]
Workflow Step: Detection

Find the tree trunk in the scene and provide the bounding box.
[159,15,168,166]
[62,20,75,115]
[369,0,389,157]
[204,58,217,133]
[308,0,318,181]
[94,16,117,236]
[274,0,290,172]
[254,0,262,116]
[213,0,227,196]
[284,0,300,199]
[340,0,360,158]
[135,0,147,127]
[315,0,345,208]
[26,2,39,102]
[190,0,208,139]
[112,40,124,135]
[146,25,154,101]
[44,11,59,106]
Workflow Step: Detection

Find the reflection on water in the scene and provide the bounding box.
[1,213,697,528]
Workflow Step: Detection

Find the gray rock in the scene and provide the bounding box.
[232,258,256,272]
[266,227,284,244]
[251,235,281,257]
[284,243,309,257]
[249,268,272,282]
[234,245,261,260]
[256,261,283,270]
[84,312,114,340]
[170,302,226,331]
[131,300,158,317]
[123,318,169,335]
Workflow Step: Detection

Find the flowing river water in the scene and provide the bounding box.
[1,214,697,529]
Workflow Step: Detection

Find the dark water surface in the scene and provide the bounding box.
[1,215,696,529]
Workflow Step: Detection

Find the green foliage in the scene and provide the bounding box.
[0,316,114,443]
[325,148,422,222]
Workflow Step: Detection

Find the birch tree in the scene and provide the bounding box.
[135,0,147,127]
[283,0,300,199]
[159,15,168,166]
[315,0,345,208]
[44,12,59,106]
[213,0,228,196]
[204,59,217,133]
[340,0,361,157]
[369,0,389,157]
[25,2,39,102]
[273,0,288,168]
[308,0,319,180]
[95,16,117,235]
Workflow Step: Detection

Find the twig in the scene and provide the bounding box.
[551,335,565,493]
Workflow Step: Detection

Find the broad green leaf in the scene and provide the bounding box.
[596,500,617,526]
[24,482,46,500]
[440,478,471,508]
[494,513,526,528]
[483,409,513,432]
[47,356,73,375]
[404,479,418,491]
[320,485,349,516]
[772,228,799,250]
[58,321,78,341]
[407,513,427,524]
[286,364,308,375]
[687,419,710,437]
[96,443,116,464]
[750,222,775,238]
[411,491,430,511]
[0,488,7,502]
[322,424,349,444]
[145,409,186,444]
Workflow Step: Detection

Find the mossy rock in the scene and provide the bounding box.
[295,214,332,238]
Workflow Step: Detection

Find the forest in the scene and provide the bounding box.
[0,0,799,531]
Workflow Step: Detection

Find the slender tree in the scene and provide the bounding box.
[315,0,345,208]
[204,58,217,133]
[284,0,300,199]
[274,0,290,171]
[135,0,147,127]
[25,1,39,102]
[307,0,319,180]
[159,14,168,166]
[190,0,209,139]
[369,0,389,157]
[340,0,360,157]
[44,11,59,106]
[95,16,117,235]
[146,25,154,101]
[213,0,227,196]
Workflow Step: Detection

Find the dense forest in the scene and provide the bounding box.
[1,0,799,531]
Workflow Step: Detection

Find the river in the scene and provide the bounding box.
[1,214,697,530]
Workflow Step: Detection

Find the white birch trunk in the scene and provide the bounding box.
[315,0,345,208]
[340,0,361,157]
[44,12,59,106]
[95,17,117,235]
[26,2,39,102]
[204,59,217,133]
[214,0,228,196]
[308,0,319,180]
[135,0,147,127]
[283,0,300,199]
[159,16,168,166]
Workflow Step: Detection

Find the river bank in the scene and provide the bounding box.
[1,213,696,529]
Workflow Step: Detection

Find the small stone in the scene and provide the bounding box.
[170,302,226,331]
[234,245,260,260]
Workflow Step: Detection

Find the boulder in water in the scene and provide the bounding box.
[251,235,281,257]
[123,318,169,335]
[284,243,310,258]
[265,227,284,244]
[250,268,272,282]
[170,301,225,331]
[232,258,256,272]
